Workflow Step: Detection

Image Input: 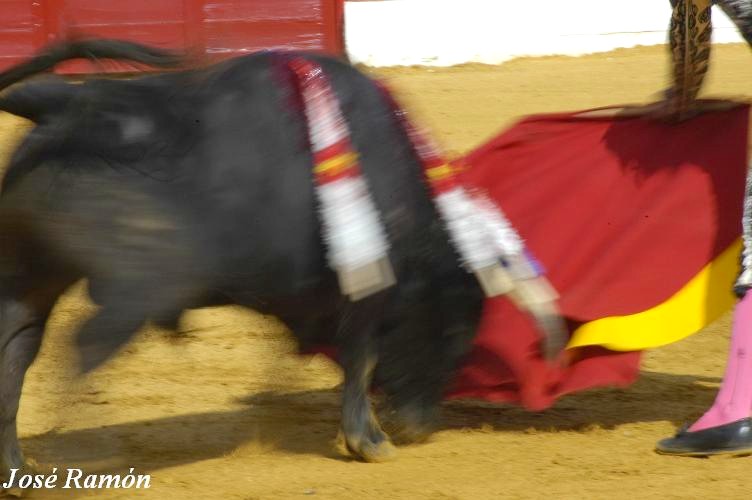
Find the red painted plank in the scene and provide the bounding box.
[204,0,324,22]
[183,0,206,55]
[60,0,184,25]
[62,22,187,49]
[0,30,36,54]
[0,1,35,26]
[323,0,344,55]
[204,20,326,53]
[0,1,346,73]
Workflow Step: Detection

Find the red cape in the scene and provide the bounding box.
[450,106,748,409]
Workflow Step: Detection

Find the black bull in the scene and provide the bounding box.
[0,40,491,473]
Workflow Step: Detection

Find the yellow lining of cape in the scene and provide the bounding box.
[567,238,741,352]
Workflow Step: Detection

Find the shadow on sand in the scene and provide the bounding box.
[21,369,718,487]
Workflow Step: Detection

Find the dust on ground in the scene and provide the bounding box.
[1,44,751,499]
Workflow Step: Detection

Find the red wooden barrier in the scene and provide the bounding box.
[0,0,345,73]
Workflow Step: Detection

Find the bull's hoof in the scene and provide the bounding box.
[2,486,24,498]
[345,436,397,463]
[391,423,433,445]
[385,406,436,444]
[0,458,38,497]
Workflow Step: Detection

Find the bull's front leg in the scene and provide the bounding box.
[337,293,396,462]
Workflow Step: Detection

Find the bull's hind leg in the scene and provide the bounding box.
[75,281,195,373]
[75,304,149,374]
[0,294,57,490]
[338,293,396,462]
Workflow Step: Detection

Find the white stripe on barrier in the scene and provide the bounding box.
[345,0,744,67]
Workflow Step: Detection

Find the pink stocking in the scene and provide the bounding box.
[689,292,752,432]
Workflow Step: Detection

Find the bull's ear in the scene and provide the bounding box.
[0,77,81,123]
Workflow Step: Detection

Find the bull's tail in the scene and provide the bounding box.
[0,38,184,92]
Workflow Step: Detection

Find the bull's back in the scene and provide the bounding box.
[183,53,446,292]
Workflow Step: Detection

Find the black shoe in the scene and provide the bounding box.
[656,418,752,457]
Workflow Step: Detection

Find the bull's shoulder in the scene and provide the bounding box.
[0,76,82,123]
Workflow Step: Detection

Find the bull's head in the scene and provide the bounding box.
[374,250,485,442]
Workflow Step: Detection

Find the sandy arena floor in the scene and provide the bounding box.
[1,44,752,499]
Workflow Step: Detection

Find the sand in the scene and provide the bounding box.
[1,43,751,499]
